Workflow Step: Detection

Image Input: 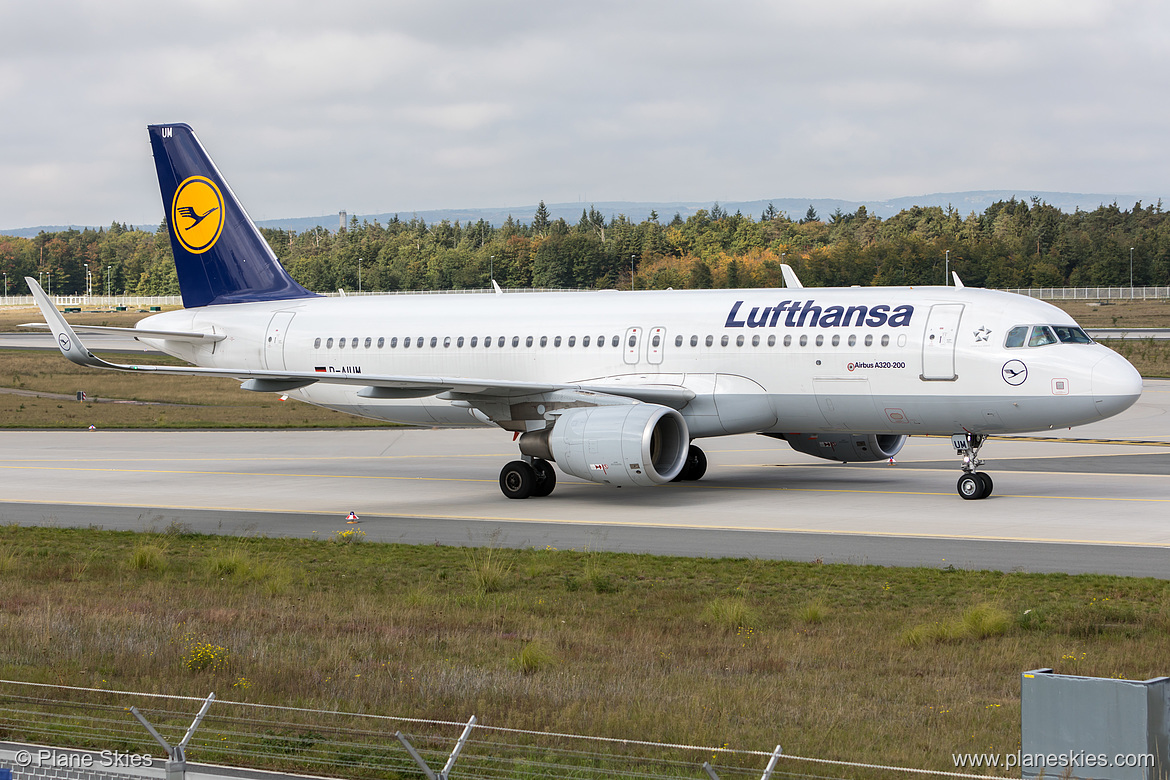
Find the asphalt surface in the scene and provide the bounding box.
[1,379,1168,578]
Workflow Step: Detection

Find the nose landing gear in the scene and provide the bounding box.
[952,433,993,500]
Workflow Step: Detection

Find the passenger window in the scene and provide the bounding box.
[352,338,359,348]
[721,335,729,347]
[881,334,890,346]
[554,336,562,347]
[526,336,533,347]
[815,335,824,346]
[443,337,451,348]
[377,337,385,348]
[540,336,547,347]
[1005,326,1028,348]
[767,335,775,347]
[629,335,637,347]
[314,338,321,348]
[1029,326,1057,347]
[674,335,682,347]
[847,335,856,347]
[583,336,591,347]
[484,336,491,348]
[497,336,505,348]
[429,337,437,348]
[597,335,604,347]
[751,335,759,347]
[390,337,398,348]
[457,336,464,347]
[470,336,478,347]
[831,335,840,347]
[799,335,808,347]
[612,335,620,347]
[864,334,872,347]
[403,337,410,349]
[736,335,744,347]
[339,338,346,349]
[326,338,334,348]
[512,336,520,347]
[705,335,713,347]
[784,335,792,347]
[690,335,698,347]
[364,337,371,348]
[568,336,576,347]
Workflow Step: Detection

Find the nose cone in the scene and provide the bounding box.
[1091,349,1143,419]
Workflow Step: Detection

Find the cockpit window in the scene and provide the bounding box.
[1005,326,1028,348]
[1053,325,1093,344]
[1028,326,1058,347]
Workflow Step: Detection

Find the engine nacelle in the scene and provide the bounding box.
[521,404,690,486]
[770,432,907,463]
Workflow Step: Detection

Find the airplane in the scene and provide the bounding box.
[26,123,1144,501]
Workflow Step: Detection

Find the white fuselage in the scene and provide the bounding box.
[137,285,1142,439]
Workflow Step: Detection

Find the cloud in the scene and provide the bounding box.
[2,0,1168,227]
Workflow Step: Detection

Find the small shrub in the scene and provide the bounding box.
[511,640,556,674]
[332,528,366,544]
[703,597,759,633]
[129,543,167,573]
[798,601,828,624]
[962,603,1011,639]
[206,549,248,577]
[184,639,230,672]
[466,544,512,594]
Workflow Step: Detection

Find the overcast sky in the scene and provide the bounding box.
[1,0,1167,228]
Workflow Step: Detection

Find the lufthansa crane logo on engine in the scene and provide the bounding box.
[171,176,224,254]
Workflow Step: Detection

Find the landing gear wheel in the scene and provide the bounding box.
[957,473,989,500]
[672,445,708,481]
[976,471,994,498]
[500,460,536,499]
[530,458,557,497]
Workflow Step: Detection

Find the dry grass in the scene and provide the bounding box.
[2,525,1167,773]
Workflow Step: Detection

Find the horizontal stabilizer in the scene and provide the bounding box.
[20,323,225,343]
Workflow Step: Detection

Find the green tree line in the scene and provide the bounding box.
[3,198,1169,297]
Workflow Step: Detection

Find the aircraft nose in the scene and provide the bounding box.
[1091,349,1143,419]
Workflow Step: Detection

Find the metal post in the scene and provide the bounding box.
[440,716,477,779]
[395,715,477,780]
[701,761,721,780]
[759,745,782,780]
[128,692,215,780]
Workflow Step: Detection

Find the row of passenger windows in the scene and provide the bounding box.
[312,332,895,350]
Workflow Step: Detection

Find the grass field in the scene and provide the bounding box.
[0,524,1168,774]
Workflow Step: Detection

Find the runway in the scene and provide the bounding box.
[2,380,1168,578]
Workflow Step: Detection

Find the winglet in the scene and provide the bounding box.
[24,277,111,369]
[492,279,503,294]
[780,264,804,289]
[951,271,965,288]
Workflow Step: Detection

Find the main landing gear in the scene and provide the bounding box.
[952,433,994,500]
[499,457,556,499]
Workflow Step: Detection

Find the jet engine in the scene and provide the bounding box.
[520,404,689,486]
[767,432,907,463]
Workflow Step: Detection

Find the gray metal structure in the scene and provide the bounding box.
[1021,668,1168,780]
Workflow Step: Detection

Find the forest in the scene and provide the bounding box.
[2,197,1169,297]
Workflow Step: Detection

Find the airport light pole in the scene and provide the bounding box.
[631,254,636,290]
[358,257,362,293]
[1130,247,1135,296]
[86,265,92,297]
[3,272,7,299]
[106,265,112,297]
[489,255,494,284]
[945,250,950,286]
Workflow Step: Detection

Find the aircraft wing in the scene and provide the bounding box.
[19,322,226,343]
[24,278,694,408]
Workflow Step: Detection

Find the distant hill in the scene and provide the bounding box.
[1,191,1158,238]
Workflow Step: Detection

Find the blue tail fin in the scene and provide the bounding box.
[148,123,318,308]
